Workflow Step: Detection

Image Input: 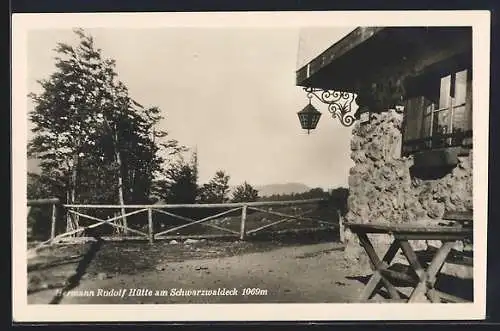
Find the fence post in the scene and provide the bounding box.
[148,207,154,244]
[240,205,247,240]
[66,210,71,234]
[122,206,128,236]
[50,202,57,240]
[338,209,345,244]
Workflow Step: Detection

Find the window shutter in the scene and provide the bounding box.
[451,69,469,134]
[403,96,426,154]
[439,74,452,110]
[465,70,472,131]
[462,70,473,147]
[436,74,452,136]
[421,99,435,148]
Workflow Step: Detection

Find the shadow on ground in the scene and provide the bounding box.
[49,237,104,304]
[28,255,85,273]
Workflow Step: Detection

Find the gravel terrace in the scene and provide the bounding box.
[28,238,370,304]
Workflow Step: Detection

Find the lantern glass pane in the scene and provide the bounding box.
[311,114,320,128]
[298,113,309,129]
[298,103,321,130]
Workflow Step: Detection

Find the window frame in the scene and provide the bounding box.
[402,66,473,157]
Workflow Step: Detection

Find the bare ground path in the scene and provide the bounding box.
[28,242,366,304]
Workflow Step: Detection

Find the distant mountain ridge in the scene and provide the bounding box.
[27,157,312,199]
[255,183,311,197]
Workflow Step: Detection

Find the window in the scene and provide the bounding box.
[402,67,472,156]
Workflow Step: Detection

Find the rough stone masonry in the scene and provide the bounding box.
[343,108,473,279]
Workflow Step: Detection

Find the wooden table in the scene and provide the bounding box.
[344,222,473,303]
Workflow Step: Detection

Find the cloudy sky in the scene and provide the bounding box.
[27,26,356,189]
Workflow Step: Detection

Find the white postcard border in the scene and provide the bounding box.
[12,10,490,322]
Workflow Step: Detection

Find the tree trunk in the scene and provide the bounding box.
[70,153,79,235]
[71,153,78,204]
[114,133,127,235]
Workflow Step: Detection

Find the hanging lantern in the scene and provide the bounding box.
[299,87,357,128]
[297,100,322,134]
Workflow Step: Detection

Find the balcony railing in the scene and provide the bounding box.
[402,129,472,155]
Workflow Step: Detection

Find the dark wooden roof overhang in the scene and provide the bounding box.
[296,27,473,92]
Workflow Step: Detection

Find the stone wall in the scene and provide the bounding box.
[343,108,473,276]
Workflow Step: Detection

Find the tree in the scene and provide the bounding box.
[231,182,259,203]
[198,170,230,203]
[329,187,349,216]
[28,29,109,204]
[301,187,327,200]
[28,29,184,235]
[27,172,68,239]
[154,151,198,204]
[28,28,180,208]
[27,173,64,201]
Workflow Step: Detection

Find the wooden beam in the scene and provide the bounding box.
[240,205,247,240]
[148,208,154,244]
[36,208,148,247]
[62,198,326,209]
[297,27,384,85]
[395,233,470,241]
[152,208,239,235]
[52,234,240,243]
[155,234,239,240]
[248,206,335,226]
[407,242,456,303]
[399,240,426,280]
[246,217,292,235]
[50,204,57,240]
[27,198,60,206]
[248,226,336,236]
[345,222,471,234]
[360,270,384,301]
[55,236,149,243]
[246,210,314,235]
[45,227,336,245]
[297,27,471,92]
[426,241,456,284]
[356,235,402,301]
[154,207,242,237]
[68,209,148,237]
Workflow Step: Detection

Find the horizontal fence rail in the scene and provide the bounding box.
[62,198,326,209]
[28,198,60,206]
[28,198,339,249]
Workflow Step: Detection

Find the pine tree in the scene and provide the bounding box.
[29,28,112,204]
[198,170,231,203]
[155,151,199,204]
[231,182,259,203]
[28,28,182,233]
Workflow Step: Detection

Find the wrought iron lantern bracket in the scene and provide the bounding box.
[303,87,357,127]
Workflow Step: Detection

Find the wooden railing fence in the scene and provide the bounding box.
[27,198,60,241]
[27,198,338,249]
